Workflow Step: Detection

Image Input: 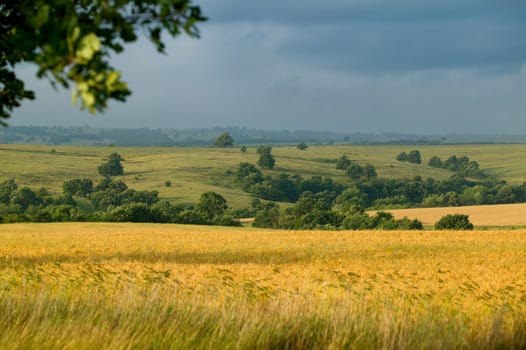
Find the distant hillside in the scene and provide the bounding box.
[1,143,526,209]
[2,126,526,146]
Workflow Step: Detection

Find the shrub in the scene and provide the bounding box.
[296,143,308,151]
[435,214,473,230]
[336,155,351,170]
[97,153,124,177]
[396,152,408,162]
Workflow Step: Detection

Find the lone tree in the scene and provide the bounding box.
[98,153,124,177]
[214,132,234,148]
[0,1,206,125]
[407,150,422,164]
[435,214,474,230]
[296,142,308,151]
[256,145,275,169]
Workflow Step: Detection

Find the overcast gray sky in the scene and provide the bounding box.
[11,0,526,134]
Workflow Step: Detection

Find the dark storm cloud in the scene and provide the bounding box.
[10,1,526,134]
[202,0,526,24]
[200,0,526,73]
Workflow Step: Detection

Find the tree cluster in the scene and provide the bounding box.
[428,155,486,179]
[234,160,526,215]
[335,155,377,181]
[234,162,343,203]
[214,132,234,148]
[252,191,423,230]
[0,177,240,226]
[396,150,422,164]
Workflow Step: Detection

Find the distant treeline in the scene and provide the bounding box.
[0,178,242,226]
[3,126,526,146]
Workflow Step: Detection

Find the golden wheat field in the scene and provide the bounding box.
[0,223,525,349]
[385,203,526,227]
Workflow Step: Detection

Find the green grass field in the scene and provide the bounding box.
[0,223,525,349]
[2,143,526,208]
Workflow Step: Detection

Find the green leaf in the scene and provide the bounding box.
[76,33,101,63]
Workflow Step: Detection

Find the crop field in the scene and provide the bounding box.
[386,203,526,227]
[1,143,526,208]
[1,223,525,349]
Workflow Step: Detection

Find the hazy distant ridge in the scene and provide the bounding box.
[2,126,526,146]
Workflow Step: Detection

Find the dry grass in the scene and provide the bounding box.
[0,223,525,349]
[384,203,526,226]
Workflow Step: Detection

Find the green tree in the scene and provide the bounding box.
[196,191,227,221]
[0,179,17,204]
[256,145,272,155]
[363,164,377,181]
[10,187,42,210]
[435,214,474,230]
[240,145,247,153]
[296,142,308,150]
[428,156,443,168]
[336,155,351,170]
[346,163,364,181]
[256,145,275,169]
[97,153,124,177]
[407,150,422,164]
[63,178,93,197]
[258,153,275,170]
[0,1,206,125]
[214,132,234,148]
[396,152,408,162]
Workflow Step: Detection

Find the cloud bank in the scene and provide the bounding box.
[11,0,526,134]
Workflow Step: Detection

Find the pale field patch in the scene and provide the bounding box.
[384,203,526,226]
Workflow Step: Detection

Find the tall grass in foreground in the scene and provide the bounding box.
[0,223,525,349]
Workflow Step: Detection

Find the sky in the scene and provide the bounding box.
[10,0,526,134]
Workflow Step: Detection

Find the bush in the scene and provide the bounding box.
[106,203,152,222]
[336,155,351,170]
[258,153,275,169]
[296,143,308,150]
[63,178,93,197]
[435,214,473,230]
[97,153,124,177]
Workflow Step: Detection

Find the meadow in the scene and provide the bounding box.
[0,223,525,349]
[1,143,526,208]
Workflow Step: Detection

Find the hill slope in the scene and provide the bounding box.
[1,143,526,208]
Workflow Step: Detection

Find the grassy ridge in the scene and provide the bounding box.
[0,223,525,349]
[1,143,526,208]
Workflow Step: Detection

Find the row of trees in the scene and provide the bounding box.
[335,155,377,181]
[428,155,486,179]
[0,176,241,226]
[251,191,424,230]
